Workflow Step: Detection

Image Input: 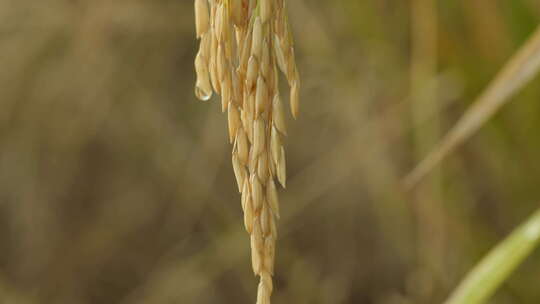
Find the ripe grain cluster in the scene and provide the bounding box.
[193,0,299,303]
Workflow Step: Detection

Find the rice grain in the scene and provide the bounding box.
[193,1,300,303]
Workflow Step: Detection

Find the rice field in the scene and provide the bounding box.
[1,1,540,303]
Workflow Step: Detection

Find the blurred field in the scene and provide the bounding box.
[1,1,540,303]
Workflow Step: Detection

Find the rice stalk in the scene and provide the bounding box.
[193,1,300,303]
[403,25,540,190]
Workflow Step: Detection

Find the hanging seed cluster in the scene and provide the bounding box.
[194,0,299,303]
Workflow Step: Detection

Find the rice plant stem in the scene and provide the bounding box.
[403,25,540,190]
[445,208,540,304]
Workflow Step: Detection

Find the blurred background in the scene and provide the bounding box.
[1,0,540,303]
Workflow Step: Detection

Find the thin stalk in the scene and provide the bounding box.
[445,208,540,304]
[410,0,446,299]
[403,25,540,190]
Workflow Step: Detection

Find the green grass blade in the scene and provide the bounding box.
[445,208,540,304]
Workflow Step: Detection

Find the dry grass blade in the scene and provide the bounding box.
[403,25,540,189]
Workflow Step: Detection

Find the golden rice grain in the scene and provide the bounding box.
[195,0,210,38]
